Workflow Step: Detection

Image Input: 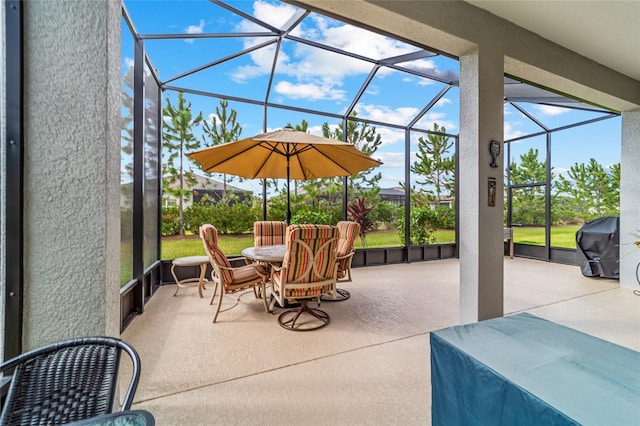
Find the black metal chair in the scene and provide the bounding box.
[0,336,141,425]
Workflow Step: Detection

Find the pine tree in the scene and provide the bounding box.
[507,148,548,225]
[410,123,455,206]
[201,99,242,199]
[162,92,204,235]
[555,158,619,221]
[321,111,383,203]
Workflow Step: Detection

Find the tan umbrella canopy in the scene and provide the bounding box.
[187,125,383,222]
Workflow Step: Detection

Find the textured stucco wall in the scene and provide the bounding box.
[458,48,505,323]
[620,110,640,291]
[22,0,121,349]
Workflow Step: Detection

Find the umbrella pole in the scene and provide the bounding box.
[286,156,291,225]
[262,179,267,221]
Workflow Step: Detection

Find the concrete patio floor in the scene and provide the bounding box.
[120,257,640,425]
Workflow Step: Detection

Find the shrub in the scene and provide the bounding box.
[347,197,375,247]
[227,202,260,233]
[316,202,344,225]
[396,206,437,245]
[183,202,214,234]
[432,205,455,229]
[183,200,260,235]
[369,200,402,229]
[291,209,333,225]
[161,206,180,236]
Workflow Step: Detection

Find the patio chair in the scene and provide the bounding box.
[249,221,288,293]
[328,220,361,301]
[253,221,287,246]
[0,336,141,425]
[270,224,339,331]
[200,224,269,323]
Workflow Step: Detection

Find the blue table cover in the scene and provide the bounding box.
[430,313,640,426]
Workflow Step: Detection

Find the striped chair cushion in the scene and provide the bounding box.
[336,221,360,275]
[254,221,287,246]
[231,264,265,284]
[283,283,334,298]
[282,224,338,284]
[199,224,233,283]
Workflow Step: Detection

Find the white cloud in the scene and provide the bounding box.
[351,103,456,134]
[225,0,462,127]
[402,74,435,86]
[248,1,303,33]
[417,78,434,86]
[274,81,346,101]
[534,104,570,116]
[375,151,404,168]
[230,43,291,83]
[184,19,205,44]
[504,122,525,140]
[375,127,405,146]
[397,59,458,83]
[414,112,456,133]
[232,32,371,86]
[288,45,371,80]
[186,19,205,34]
[308,15,417,60]
[435,97,452,107]
[356,104,420,127]
[306,125,325,137]
[232,2,435,99]
[230,64,261,83]
[365,85,380,96]
[205,113,217,125]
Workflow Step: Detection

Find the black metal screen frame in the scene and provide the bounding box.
[4,0,24,360]
[121,0,619,271]
[119,6,164,330]
[504,113,618,260]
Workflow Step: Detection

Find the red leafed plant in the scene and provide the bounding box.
[347,197,375,248]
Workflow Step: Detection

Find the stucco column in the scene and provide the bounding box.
[22,0,121,348]
[620,109,640,291]
[458,47,505,323]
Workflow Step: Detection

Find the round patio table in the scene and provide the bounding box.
[241,244,299,308]
[241,244,286,264]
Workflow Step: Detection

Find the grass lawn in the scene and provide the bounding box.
[121,241,133,287]
[513,225,579,248]
[160,226,579,260]
[161,229,456,259]
[162,234,252,259]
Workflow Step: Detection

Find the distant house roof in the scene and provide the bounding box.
[167,173,245,192]
[295,186,404,199]
[379,187,404,197]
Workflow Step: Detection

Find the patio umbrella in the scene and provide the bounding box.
[187,125,383,223]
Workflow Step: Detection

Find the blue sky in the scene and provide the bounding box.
[122,0,621,195]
